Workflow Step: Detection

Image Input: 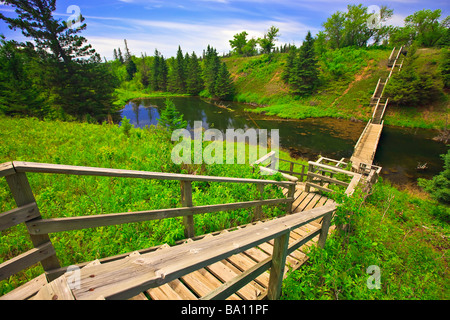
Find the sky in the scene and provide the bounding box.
[0,0,448,60]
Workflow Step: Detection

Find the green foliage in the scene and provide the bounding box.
[418,148,450,205]
[286,31,320,96]
[257,26,280,54]
[120,116,133,137]
[0,116,287,295]
[385,46,444,107]
[282,182,450,300]
[0,0,118,122]
[214,62,234,100]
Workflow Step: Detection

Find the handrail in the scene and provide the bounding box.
[0,161,296,284]
[354,119,372,152]
[10,161,294,186]
[38,203,336,300]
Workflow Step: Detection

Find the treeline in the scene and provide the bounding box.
[0,1,118,122]
[278,5,449,98]
[109,44,234,100]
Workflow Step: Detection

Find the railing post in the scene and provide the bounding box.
[254,184,264,221]
[318,211,333,248]
[6,172,61,280]
[181,180,194,239]
[287,183,295,214]
[289,162,294,175]
[267,232,289,300]
[305,163,313,192]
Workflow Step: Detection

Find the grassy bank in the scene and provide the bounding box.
[0,116,290,295]
[224,48,448,130]
[282,182,449,300]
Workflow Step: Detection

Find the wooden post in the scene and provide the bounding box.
[318,211,333,248]
[267,232,289,300]
[289,162,294,175]
[305,164,313,192]
[6,172,61,280]
[181,180,194,239]
[287,183,295,214]
[254,184,264,221]
[301,165,305,182]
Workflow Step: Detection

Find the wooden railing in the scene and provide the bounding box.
[47,203,336,300]
[0,161,296,284]
[251,151,308,182]
[305,158,361,196]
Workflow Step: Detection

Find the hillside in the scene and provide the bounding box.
[224,48,448,129]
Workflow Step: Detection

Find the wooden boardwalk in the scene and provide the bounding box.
[350,122,383,170]
[2,183,332,300]
[350,46,405,171]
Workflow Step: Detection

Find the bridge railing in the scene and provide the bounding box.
[251,151,308,182]
[0,161,296,284]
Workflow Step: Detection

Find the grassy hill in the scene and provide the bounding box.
[224,47,448,129]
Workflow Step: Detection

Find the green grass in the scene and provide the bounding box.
[0,116,289,295]
[224,48,448,129]
[113,88,190,108]
[281,181,450,300]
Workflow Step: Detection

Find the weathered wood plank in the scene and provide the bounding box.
[5,172,60,276]
[0,202,40,232]
[70,204,335,300]
[0,242,56,281]
[307,172,349,187]
[0,162,15,177]
[31,274,74,300]
[181,181,194,238]
[0,274,48,300]
[266,233,289,300]
[12,161,294,186]
[26,198,290,235]
[201,257,271,300]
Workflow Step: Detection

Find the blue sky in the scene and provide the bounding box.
[0,0,448,60]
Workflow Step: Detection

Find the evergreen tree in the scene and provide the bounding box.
[126,56,137,81]
[158,98,187,131]
[186,52,204,95]
[117,48,124,64]
[113,49,118,61]
[214,62,234,100]
[0,39,44,117]
[289,31,320,96]
[202,45,221,96]
[174,46,186,93]
[282,45,297,84]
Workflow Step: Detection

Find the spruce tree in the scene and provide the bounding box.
[202,45,220,96]
[0,0,117,121]
[186,52,204,95]
[214,62,234,100]
[290,31,320,96]
[159,98,187,131]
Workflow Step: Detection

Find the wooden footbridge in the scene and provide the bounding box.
[350,46,405,171]
[0,153,383,300]
[0,48,400,301]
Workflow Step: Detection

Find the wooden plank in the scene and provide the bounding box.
[27,198,290,235]
[0,242,56,281]
[318,212,333,248]
[251,151,275,167]
[0,202,40,232]
[305,182,334,194]
[0,162,15,177]
[267,233,289,300]
[12,161,294,187]
[31,274,74,300]
[0,274,48,300]
[206,261,261,300]
[227,254,270,288]
[167,279,198,300]
[181,181,194,238]
[182,269,240,300]
[69,204,336,300]
[307,172,349,187]
[5,172,60,277]
[202,257,271,300]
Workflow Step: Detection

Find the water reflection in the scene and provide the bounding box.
[120,97,447,185]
